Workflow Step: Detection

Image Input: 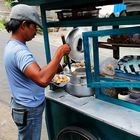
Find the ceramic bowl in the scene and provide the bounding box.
[118,93,130,101]
[52,74,70,87]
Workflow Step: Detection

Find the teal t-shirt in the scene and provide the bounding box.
[4,40,45,107]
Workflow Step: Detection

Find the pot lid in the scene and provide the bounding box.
[66,27,91,62]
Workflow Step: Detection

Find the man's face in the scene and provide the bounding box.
[23,22,37,41]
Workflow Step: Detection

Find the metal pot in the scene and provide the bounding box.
[65,67,94,97]
[64,27,94,97]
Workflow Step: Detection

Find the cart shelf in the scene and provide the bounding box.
[101,73,140,81]
[100,42,140,48]
[88,72,140,88]
[15,0,122,9]
[47,15,140,27]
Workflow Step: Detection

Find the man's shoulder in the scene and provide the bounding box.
[8,40,26,48]
[6,40,28,54]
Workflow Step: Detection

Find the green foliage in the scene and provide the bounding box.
[37,27,43,35]
[4,0,12,8]
[0,19,5,31]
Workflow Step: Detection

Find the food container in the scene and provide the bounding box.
[118,93,130,101]
[52,74,70,87]
[117,89,130,101]
[65,67,94,97]
[63,27,94,97]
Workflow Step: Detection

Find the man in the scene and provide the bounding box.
[4,4,71,140]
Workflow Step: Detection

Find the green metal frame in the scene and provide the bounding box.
[45,99,140,140]
[47,15,140,27]
[40,6,51,63]
[13,0,122,9]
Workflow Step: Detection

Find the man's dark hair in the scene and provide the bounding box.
[5,19,35,33]
[5,19,22,33]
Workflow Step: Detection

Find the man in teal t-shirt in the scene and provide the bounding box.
[4,4,70,140]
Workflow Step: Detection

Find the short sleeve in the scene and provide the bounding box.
[15,49,36,72]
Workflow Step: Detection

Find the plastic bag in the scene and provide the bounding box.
[100,57,118,75]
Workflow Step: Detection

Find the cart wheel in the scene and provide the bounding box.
[56,126,99,140]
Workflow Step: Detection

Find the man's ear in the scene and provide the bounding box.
[20,21,27,29]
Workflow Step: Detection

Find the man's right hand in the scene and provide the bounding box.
[57,44,71,56]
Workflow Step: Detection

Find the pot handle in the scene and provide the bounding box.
[80,77,87,86]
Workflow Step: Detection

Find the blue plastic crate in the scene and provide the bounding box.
[114,4,126,13]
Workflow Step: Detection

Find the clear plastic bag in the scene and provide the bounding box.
[100,57,118,75]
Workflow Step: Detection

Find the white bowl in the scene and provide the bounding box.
[118,93,130,101]
[52,74,70,87]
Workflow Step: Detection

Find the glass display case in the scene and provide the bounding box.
[83,26,140,111]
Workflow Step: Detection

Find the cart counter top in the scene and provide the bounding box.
[15,0,122,10]
[45,89,140,137]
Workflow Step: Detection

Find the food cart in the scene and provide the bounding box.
[14,0,140,139]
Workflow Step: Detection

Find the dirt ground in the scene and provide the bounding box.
[0,102,17,140]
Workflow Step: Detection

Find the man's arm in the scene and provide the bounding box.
[24,44,70,87]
